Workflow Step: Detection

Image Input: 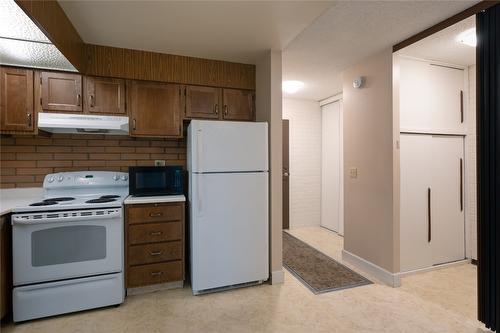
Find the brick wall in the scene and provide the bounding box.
[0,133,186,188]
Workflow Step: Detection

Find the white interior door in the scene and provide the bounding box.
[321,101,343,235]
[430,135,465,265]
[400,134,434,271]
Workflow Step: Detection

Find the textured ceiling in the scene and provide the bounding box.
[58,0,334,64]
[399,15,475,67]
[283,1,478,100]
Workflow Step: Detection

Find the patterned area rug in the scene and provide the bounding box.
[283,231,372,294]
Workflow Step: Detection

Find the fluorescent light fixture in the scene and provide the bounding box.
[457,28,477,47]
[0,0,76,71]
[282,80,304,94]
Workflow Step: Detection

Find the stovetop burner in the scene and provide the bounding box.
[99,195,121,199]
[85,198,117,204]
[43,197,75,202]
[30,200,58,206]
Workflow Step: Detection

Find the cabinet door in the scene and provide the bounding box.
[399,58,465,133]
[429,136,465,265]
[41,72,82,112]
[222,89,254,121]
[85,77,126,115]
[185,86,221,119]
[0,67,35,133]
[128,81,183,138]
[400,134,434,271]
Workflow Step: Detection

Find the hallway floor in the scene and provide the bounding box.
[2,226,486,333]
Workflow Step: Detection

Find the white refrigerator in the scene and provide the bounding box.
[187,120,269,294]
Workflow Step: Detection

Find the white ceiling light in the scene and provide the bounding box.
[282,80,304,94]
[457,28,476,47]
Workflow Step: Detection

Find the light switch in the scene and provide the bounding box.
[349,167,358,179]
[154,160,166,166]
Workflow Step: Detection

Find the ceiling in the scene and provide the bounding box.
[399,15,475,67]
[58,0,334,64]
[282,1,478,100]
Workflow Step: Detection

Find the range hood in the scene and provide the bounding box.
[38,113,129,135]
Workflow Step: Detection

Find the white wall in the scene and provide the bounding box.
[282,98,322,228]
[256,50,284,284]
[466,65,477,260]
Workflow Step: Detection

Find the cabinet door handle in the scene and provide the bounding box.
[133,119,137,130]
[150,231,163,236]
[460,158,463,212]
[224,105,228,117]
[90,94,95,107]
[149,212,163,217]
[150,251,163,256]
[428,187,432,243]
[150,271,163,277]
[214,104,219,115]
[77,93,81,106]
[26,113,32,127]
[460,90,464,123]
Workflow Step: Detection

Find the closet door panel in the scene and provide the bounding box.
[430,136,465,265]
[400,134,434,271]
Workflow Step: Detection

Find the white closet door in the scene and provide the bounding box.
[430,136,465,265]
[400,58,465,134]
[400,134,434,271]
[321,101,343,234]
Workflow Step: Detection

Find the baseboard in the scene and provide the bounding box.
[271,269,285,284]
[342,250,401,287]
[127,280,184,296]
[397,259,470,278]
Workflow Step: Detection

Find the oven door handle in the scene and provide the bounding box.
[12,209,122,225]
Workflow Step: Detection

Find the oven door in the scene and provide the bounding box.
[12,208,123,286]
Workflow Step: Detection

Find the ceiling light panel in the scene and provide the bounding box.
[0,0,50,43]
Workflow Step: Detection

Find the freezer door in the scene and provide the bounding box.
[190,172,269,292]
[188,120,268,173]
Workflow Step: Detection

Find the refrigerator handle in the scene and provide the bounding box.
[197,176,203,215]
[196,129,203,172]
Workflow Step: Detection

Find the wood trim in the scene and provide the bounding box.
[393,1,500,52]
[15,0,86,72]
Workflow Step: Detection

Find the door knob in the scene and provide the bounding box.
[283,172,289,177]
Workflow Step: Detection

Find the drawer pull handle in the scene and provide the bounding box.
[150,231,163,236]
[149,212,163,217]
[151,271,163,277]
[150,251,163,256]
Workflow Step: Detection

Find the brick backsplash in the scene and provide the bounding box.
[0,133,186,188]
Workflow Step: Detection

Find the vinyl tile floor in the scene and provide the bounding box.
[1,226,488,333]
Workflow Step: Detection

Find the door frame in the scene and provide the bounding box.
[319,95,344,235]
[282,119,290,230]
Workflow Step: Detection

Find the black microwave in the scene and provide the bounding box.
[129,166,184,197]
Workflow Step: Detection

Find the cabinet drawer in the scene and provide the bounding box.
[128,204,182,224]
[128,222,182,245]
[128,241,182,266]
[128,261,183,288]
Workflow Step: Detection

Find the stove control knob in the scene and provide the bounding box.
[113,174,120,181]
[120,175,128,181]
[58,175,64,182]
[48,177,54,183]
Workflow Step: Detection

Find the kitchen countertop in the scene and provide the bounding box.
[0,187,44,215]
[124,194,186,205]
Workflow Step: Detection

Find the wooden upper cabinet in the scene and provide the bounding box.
[185,86,221,119]
[84,77,126,115]
[0,67,35,133]
[128,81,183,138]
[41,72,82,112]
[222,89,255,121]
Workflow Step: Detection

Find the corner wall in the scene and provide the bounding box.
[342,48,398,273]
[282,98,322,228]
[256,50,284,283]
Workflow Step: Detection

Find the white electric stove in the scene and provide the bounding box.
[11,171,129,322]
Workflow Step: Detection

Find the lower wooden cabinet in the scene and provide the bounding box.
[0,214,12,320]
[125,202,185,289]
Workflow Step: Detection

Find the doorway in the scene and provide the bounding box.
[321,100,344,235]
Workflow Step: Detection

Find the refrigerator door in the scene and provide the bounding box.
[188,120,268,173]
[190,172,269,292]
